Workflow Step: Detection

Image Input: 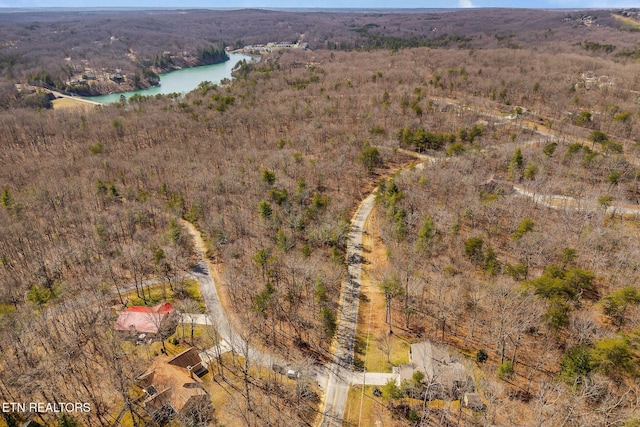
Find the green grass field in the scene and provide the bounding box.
[125,278,205,312]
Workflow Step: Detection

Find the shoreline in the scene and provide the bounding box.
[84,52,252,104]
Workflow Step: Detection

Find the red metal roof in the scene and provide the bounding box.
[114,302,175,334]
[123,302,174,314]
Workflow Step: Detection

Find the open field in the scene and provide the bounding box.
[51,96,96,110]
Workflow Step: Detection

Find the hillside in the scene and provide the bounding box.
[1,7,640,427]
[1,7,640,96]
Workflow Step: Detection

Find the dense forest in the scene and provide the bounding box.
[1,7,640,97]
[2,7,640,427]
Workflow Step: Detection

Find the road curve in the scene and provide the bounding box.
[319,100,638,425]
[512,184,640,217]
[48,89,104,106]
[181,220,285,368]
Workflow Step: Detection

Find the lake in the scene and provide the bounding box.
[88,52,252,104]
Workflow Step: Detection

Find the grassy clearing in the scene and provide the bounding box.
[0,303,16,316]
[51,97,95,110]
[121,323,218,360]
[360,332,411,373]
[173,323,218,349]
[125,282,171,306]
[356,210,411,373]
[342,385,394,427]
[183,278,206,308]
[121,333,184,359]
[125,278,205,312]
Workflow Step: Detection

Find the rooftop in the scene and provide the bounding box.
[114,302,175,334]
[137,351,209,415]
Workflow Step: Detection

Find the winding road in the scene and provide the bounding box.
[135,100,639,425]
[316,118,637,424]
[183,134,640,425]
[47,89,103,106]
[512,184,640,217]
[27,83,639,426]
[181,221,286,368]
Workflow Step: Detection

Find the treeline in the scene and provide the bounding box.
[349,31,473,51]
[198,44,229,66]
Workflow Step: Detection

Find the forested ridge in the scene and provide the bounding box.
[1,7,640,98]
[2,7,640,427]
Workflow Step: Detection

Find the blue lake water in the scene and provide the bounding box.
[88,52,252,104]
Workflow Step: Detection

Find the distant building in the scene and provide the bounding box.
[137,348,211,424]
[14,84,36,94]
[110,73,125,83]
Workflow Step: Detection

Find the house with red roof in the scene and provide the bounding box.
[114,302,176,335]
